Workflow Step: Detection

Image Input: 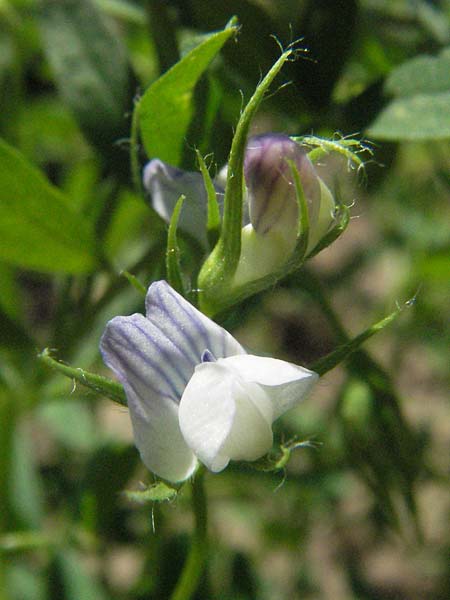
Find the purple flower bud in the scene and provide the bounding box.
[244,134,321,236]
[232,134,336,286]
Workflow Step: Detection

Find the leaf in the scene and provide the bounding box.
[368,92,450,141]
[138,19,238,165]
[0,140,98,273]
[368,47,450,140]
[385,47,450,97]
[39,0,129,144]
[0,264,21,321]
[196,150,220,248]
[124,481,178,504]
[165,195,185,295]
[310,300,412,376]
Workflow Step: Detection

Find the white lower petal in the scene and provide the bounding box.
[126,383,198,482]
[178,362,273,472]
[220,355,318,419]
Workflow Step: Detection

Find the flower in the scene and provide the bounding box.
[100,280,318,482]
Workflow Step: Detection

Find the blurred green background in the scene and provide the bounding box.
[0,1,449,599]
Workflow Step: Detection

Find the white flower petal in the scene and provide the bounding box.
[232,223,297,286]
[126,383,197,482]
[220,355,318,419]
[100,314,197,481]
[178,361,273,472]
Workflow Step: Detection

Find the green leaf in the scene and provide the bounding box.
[253,439,318,473]
[0,264,21,322]
[138,19,238,165]
[288,159,309,261]
[39,0,128,143]
[0,140,98,273]
[368,92,450,141]
[5,562,47,600]
[368,47,450,140]
[310,300,412,376]
[196,150,220,248]
[38,349,126,406]
[124,481,178,504]
[166,195,185,295]
[385,47,450,97]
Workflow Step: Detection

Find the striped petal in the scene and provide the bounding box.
[100,314,198,482]
[145,281,245,368]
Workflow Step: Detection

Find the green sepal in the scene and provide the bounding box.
[166,195,185,295]
[294,135,372,177]
[198,47,295,314]
[306,201,350,259]
[288,159,310,262]
[252,438,319,473]
[196,150,221,248]
[310,299,413,376]
[121,270,147,296]
[124,481,178,504]
[38,349,127,406]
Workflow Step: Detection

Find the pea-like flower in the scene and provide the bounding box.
[100,280,318,482]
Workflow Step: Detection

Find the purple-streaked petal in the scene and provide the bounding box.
[100,314,197,481]
[244,134,321,235]
[145,281,246,368]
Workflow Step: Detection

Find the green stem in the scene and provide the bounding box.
[221,49,292,272]
[170,470,208,600]
[198,48,294,312]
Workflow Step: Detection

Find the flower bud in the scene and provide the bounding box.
[232,134,336,286]
[245,134,319,236]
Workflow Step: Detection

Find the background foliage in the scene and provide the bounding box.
[0,1,449,599]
